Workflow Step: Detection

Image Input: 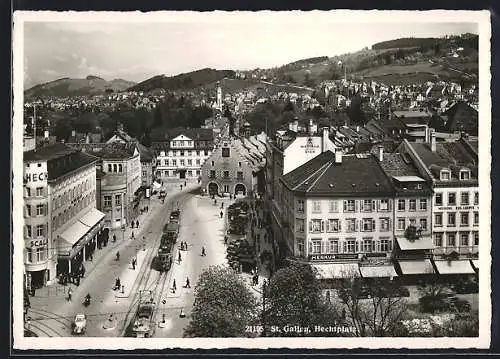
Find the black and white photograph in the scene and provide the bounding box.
[12,10,491,349]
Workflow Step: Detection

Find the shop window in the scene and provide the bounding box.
[446,233,456,247]
[434,233,443,247]
[460,232,469,246]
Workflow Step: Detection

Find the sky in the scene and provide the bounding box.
[21,12,480,88]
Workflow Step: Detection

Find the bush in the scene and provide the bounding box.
[419,295,451,313]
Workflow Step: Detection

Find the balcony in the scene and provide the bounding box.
[433,246,478,257]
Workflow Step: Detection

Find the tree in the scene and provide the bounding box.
[53,119,73,142]
[152,105,163,129]
[183,266,259,337]
[282,101,295,113]
[265,262,340,336]
[338,277,409,337]
[74,112,99,134]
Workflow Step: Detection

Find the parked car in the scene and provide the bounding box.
[72,313,87,335]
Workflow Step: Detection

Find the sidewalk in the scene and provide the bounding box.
[114,248,148,298]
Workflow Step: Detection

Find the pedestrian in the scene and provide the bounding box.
[214,199,217,205]
[178,252,182,263]
[201,246,206,256]
[224,236,228,245]
[229,194,232,200]
[113,234,116,242]
[172,279,177,291]
[221,202,224,209]
[220,211,223,218]
[80,265,86,278]
[68,287,72,301]
[184,241,188,250]
[136,220,139,228]
[143,235,145,242]
[89,253,93,262]
[185,277,191,288]
[132,259,135,270]
[116,251,120,261]
[180,242,184,251]
[180,184,183,190]
[131,231,135,239]
[131,222,135,229]
[184,181,186,187]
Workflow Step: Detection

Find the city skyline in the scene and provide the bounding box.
[21,11,479,88]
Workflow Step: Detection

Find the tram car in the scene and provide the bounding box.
[163,222,179,241]
[157,246,173,272]
[169,209,181,223]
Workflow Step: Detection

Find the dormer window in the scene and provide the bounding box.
[440,169,451,181]
[460,169,471,180]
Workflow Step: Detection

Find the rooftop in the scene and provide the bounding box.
[281,151,394,197]
[24,143,76,162]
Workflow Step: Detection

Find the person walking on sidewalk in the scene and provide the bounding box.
[172,279,177,292]
[201,246,206,256]
[131,231,135,239]
[178,252,182,263]
[136,220,139,228]
[113,233,117,242]
[67,287,72,301]
[185,277,191,288]
[220,210,223,218]
[116,251,120,261]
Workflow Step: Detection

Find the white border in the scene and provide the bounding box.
[12,10,491,350]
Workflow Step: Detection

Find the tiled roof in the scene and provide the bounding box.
[24,143,77,162]
[281,151,394,197]
[73,142,138,159]
[135,142,154,162]
[150,127,214,142]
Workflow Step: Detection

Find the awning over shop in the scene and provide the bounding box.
[471,259,479,270]
[398,259,435,275]
[359,265,398,278]
[434,260,475,274]
[79,208,105,228]
[58,221,91,256]
[312,263,360,279]
[396,236,435,250]
[153,181,162,189]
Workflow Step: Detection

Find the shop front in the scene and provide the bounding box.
[57,220,91,275]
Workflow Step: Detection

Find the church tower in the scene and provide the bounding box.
[216,82,223,111]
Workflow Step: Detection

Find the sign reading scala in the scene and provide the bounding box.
[25,172,48,183]
[30,239,48,247]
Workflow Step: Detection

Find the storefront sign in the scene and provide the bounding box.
[24,172,48,183]
[309,253,358,261]
[365,253,388,258]
[30,239,48,247]
[300,138,320,154]
[437,205,478,211]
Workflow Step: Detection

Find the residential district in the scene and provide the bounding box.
[21,75,480,338]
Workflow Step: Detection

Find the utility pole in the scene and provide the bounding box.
[261,279,267,337]
[33,104,37,152]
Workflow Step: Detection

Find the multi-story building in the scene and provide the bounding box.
[151,128,214,181]
[23,143,104,289]
[200,133,267,197]
[278,149,397,280]
[398,132,479,275]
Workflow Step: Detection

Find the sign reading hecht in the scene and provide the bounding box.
[25,172,48,183]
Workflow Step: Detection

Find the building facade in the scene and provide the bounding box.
[23,144,104,289]
[152,128,214,181]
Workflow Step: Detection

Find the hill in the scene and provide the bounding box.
[25,76,136,99]
[129,68,236,92]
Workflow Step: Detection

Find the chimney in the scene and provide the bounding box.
[71,130,76,138]
[308,119,314,136]
[293,119,299,132]
[378,145,384,162]
[44,130,49,139]
[86,134,90,144]
[430,128,436,152]
[424,126,430,143]
[322,127,329,152]
[334,148,343,164]
[356,125,360,132]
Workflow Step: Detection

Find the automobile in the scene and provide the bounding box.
[72,313,87,335]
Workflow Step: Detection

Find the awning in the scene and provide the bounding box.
[359,265,398,278]
[398,259,435,275]
[312,263,360,279]
[434,260,476,274]
[153,181,162,189]
[471,259,479,270]
[396,236,435,250]
[58,221,91,255]
[79,208,105,228]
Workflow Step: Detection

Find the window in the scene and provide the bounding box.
[397,199,406,211]
[108,164,112,172]
[329,239,339,254]
[362,239,373,252]
[473,231,479,245]
[419,199,427,211]
[115,194,121,206]
[362,200,373,212]
[26,205,32,217]
[26,187,31,197]
[408,199,417,211]
[209,170,216,178]
[310,240,322,254]
[104,195,112,207]
[435,213,443,226]
[345,239,356,253]
[447,213,456,226]
[344,200,355,212]
[36,187,44,197]
[380,218,390,231]
[434,233,443,247]
[223,185,229,193]
[362,218,375,232]
[460,232,469,246]
[204,150,209,156]
[297,239,305,256]
[118,164,123,172]
[440,170,451,181]
[296,219,305,233]
[474,212,479,226]
[448,193,456,206]
[196,159,200,165]
[474,192,479,205]
[461,192,470,206]
[187,170,192,177]
[435,193,443,206]
[309,219,323,233]
[297,200,305,213]
[222,148,230,157]
[237,171,243,179]
[327,219,340,232]
[380,238,392,252]
[460,212,469,226]
[397,218,405,230]
[196,170,200,176]
[419,218,428,230]
[26,225,32,238]
[312,201,322,213]
[460,170,471,180]
[180,151,185,156]
[379,199,389,211]
[172,159,177,166]
[36,224,44,237]
[113,164,118,172]
[36,204,45,216]
[37,163,41,167]
[346,219,356,232]
[446,233,456,247]
[223,171,229,178]
[329,200,338,213]
[180,159,185,166]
